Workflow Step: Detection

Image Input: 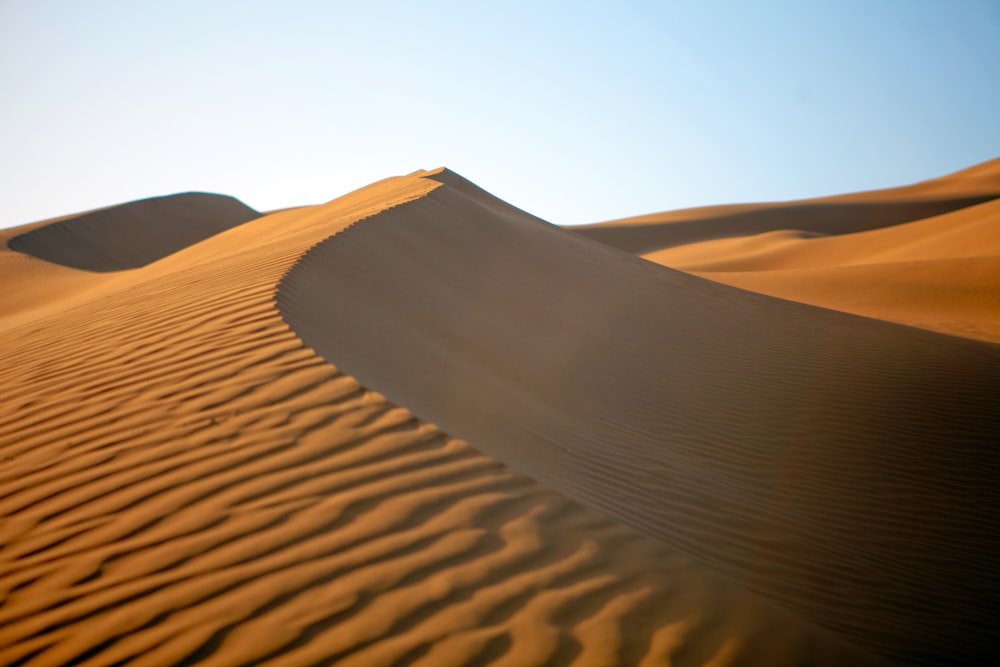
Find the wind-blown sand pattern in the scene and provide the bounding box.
[0,173,883,666]
[3,162,998,665]
[278,168,1000,665]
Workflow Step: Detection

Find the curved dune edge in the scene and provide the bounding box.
[6,192,262,272]
[0,172,884,666]
[278,169,1000,666]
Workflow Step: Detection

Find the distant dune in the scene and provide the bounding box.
[576,159,1000,341]
[7,192,261,272]
[574,158,1000,253]
[2,160,999,666]
[571,194,999,254]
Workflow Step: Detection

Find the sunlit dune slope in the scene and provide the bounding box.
[279,168,1000,666]
[0,173,882,666]
[6,192,261,272]
[575,158,1000,341]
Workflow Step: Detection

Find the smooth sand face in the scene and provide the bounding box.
[3,160,998,666]
[0,173,883,666]
[278,169,1000,666]
[6,192,262,272]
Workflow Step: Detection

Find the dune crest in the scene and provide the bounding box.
[278,168,1000,665]
[0,172,885,665]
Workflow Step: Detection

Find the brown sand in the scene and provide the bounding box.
[278,169,1000,665]
[0,174,884,665]
[574,157,1000,251]
[575,159,1000,341]
[637,198,1000,341]
[6,193,261,272]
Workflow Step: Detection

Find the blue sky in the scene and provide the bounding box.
[1,0,998,228]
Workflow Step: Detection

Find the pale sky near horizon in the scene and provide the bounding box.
[1,0,998,228]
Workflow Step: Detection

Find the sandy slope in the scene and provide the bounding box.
[575,159,1000,341]
[0,174,882,666]
[6,193,261,272]
[640,198,1000,341]
[279,169,1000,666]
[574,157,1000,248]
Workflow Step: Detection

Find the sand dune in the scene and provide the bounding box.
[0,173,886,665]
[643,197,1000,271]
[572,193,998,255]
[7,192,261,272]
[578,161,1000,341]
[573,159,1000,254]
[279,168,1000,665]
[697,257,1000,341]
[4,162,999,665]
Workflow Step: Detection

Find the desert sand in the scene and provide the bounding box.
[2,160,999,666]
[575,158,1000,341]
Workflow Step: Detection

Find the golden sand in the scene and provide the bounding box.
[4,161,1000,665]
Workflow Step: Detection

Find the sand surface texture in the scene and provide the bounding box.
[1,173,883,666]
[575,159,1000,341]
[4,162,999,665]
[279,168,1000,666]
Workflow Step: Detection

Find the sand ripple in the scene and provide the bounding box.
[279,169,1000,665]
[0,173,877,665]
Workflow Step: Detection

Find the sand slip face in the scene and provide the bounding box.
[0,173,882,666]
[279,169,1000,666]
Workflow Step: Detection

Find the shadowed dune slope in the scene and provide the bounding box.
[279,169,1000,666]
[6,192,262,272]
[603,161,1000,342]
[571,194,999,254]
[572,158,1000,254]
[0,172,882,666]
[643,197,1000,272]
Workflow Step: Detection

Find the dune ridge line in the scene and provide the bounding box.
[0,170,883,665]
[277,168,1000,666]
